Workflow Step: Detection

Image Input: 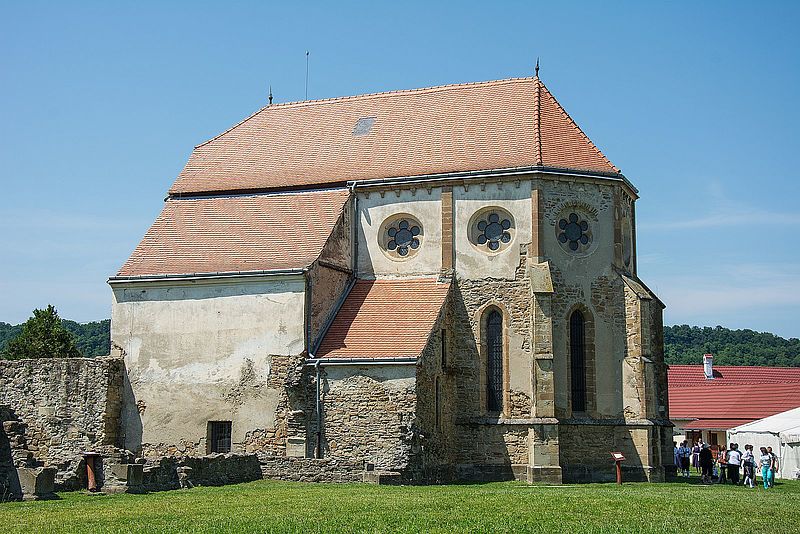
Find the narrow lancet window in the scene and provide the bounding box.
[486,310,504,412]
[570,310,587,413]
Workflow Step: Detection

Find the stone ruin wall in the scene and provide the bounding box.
[319,365,417,473]
[0,356,123,486]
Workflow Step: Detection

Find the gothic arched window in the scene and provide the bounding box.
[486,310,504,413]
[570,310,587,413]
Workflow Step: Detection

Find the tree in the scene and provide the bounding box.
[1,305,81,360]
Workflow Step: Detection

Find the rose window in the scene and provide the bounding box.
[558,213,590,251]
[476,213,512,251]
[387,219,421,257]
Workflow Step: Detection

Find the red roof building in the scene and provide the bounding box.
[109,74,673,483]
[668,364,800,445]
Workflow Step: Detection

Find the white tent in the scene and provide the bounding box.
[728,407,800,480]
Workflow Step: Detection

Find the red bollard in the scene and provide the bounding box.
[83,452,101,492]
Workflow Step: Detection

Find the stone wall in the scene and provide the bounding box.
[141,453,262,491]
[559,421,664,483]
[258,454,364,483]
[310,203,353,347]
[319,365,417,472]
[0,406,23,500]
[0,356,123,487]
[446,242,533,476]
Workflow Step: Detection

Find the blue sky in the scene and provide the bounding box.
[1,1,799,338]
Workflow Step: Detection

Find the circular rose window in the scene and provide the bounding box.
[379,215,423,260]
[556,212,593,253]
[469,208,515,253]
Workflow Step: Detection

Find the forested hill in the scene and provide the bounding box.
[0,319,111,357]
[1,319,798,366]
[664,325,800,367]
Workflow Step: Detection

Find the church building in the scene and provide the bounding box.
[109,75,672,483]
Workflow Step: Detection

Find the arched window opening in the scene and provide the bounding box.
[486,310,504,413]
[570,310,587,413]
[435,377,441,429]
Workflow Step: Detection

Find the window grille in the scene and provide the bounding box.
[209,421,232,453]
[486,310,503,412]
[570,311,587,412]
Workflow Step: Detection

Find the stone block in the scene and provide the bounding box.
[362,470,402,485]
[110,463,143,485]
[16,467,56,500]
[286,437,306,458]
[527,466,562,484]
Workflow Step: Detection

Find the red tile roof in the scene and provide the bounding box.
[668,365,800,430]
[316,279,450,359]
[117,188,349,277]
[682,419,753,431]
[170,77,620,195]
[668,365,800,387]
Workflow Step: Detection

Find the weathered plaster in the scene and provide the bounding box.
[356,188,442,277]
[111,276,306,454]
[454,180,533,280]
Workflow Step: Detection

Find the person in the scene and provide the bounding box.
[692,442,701,473]
[727,443,741,485]
[699,443,714,484]
[678,441,692,478]
[741,444,755,488]
[759,447,772,489]
[673,441,679,474]
[716,444,728,484]
[767,446,779,486]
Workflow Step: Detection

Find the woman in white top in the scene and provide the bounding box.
[726,443,742,485]
[741,444,755,488]
[759,447,773,489]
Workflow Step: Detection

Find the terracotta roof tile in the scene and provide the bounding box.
[117,188,349,277]
[682,419,753,431]
[668,365,800,387]
[668,366,800,428]
[170,77,620,195]
[316,279,450,359]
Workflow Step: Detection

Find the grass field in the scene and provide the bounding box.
[2,477,799,533]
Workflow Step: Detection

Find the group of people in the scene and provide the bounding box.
[674,440,780,488]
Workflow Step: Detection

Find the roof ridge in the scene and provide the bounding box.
[532,77,543,166]
[537,80,621,174]
[669,364,800,370]
[195,76,537,149]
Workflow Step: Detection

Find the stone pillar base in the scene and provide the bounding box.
[362,470,402,485]
[17,467,56,500]
[527,466,562,484]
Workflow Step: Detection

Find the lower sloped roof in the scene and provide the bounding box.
[116,188,350,277]
[683,419,753,431]
[316,278,450,359]
[670,382,800,423]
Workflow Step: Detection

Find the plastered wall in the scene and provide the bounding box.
[111,276,306,454]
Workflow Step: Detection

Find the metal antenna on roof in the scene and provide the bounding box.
[305,51,310,100]
[535,57,540,78]
[268,85,273,105]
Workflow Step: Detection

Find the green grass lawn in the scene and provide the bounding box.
[2,477,799,533]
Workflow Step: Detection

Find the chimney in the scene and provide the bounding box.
[703,353,714,379]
